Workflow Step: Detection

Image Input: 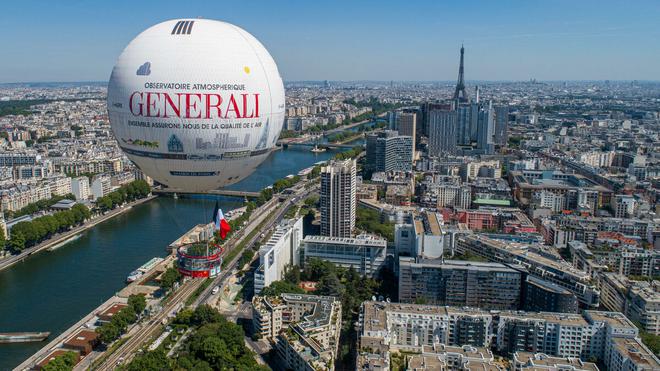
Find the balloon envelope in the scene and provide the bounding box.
[107,19,285,192]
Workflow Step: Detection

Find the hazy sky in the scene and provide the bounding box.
[1,0,659,83]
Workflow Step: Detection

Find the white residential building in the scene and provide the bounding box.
[0,183,52,212]
[45,175,72,196]
[436,184,471,209]
[71,176,90,201]
[320,159,356,238]
[579,151,614,168]
[612,194,637,218]
[302,234,386,277]
[254,217,304,295]
[91,174,112,201]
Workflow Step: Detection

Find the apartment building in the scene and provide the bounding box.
[398,257,522,310]
[357,301,659,370]
[254,217,304,295]
[456,234,600,308]
[302,234,387,277]
[252,293,341,371]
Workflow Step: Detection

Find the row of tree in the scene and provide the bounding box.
[124,305,267,371]
[334,146,364,161]
[95,179,151,212]
[272,175,301,193]
[343,96,413,115]
[252,173,303,209]
[3,193,75,219]
[95,294,146,344]
[5,203,91,253]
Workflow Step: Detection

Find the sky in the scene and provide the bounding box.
[1,0,659,83]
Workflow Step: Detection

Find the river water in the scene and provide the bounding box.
[0,142,355,369]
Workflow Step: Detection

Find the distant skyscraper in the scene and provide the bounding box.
[452,45,470,103]
[320,159,356,238]
[365,130,413,173]
[396,112,417,153]
[428,110,457,156]
[456,105,472,146]
[420,102,451,137]
[469,102,480,143]
[476,102,495,155]
[494,105,509,146]
[387,111,397,130]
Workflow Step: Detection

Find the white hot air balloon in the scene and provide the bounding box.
[107,19,285,192]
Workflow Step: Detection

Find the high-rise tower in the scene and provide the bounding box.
[320,159,356,237]
[452,45,469,103]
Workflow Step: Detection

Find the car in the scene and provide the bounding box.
[212,286,220,295]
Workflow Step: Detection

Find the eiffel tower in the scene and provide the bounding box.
[452,45,469,103]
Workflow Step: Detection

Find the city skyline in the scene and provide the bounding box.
[2,0,660,83]
[1,3,660,370]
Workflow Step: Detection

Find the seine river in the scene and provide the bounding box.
[0,142,359,369]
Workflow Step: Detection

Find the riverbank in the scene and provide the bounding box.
[1,144,347,369]
[17,196,282,370]
[0,194,157,273]
[15,253,177,371]
[276,114,385,145]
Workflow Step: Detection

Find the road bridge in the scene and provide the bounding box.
[153,188,260,198]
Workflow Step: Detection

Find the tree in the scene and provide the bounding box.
[283,264,301,284]
[112,306,136,330]
[304,195,319,207]
[414,296,429,305]
[96,322,121,344]
[124,349,170,371]
[193,336,228,366]
[8,233,26,253]
[42,351,78,371]
[0,226,6,251]
[108,191,124,207]
[260,280,305,296]
[184,313,267,371]
[318,273,344,297]
[174,357,213,371]
[97,196,112,211]
[238,249,255,268]
[191,305,223,326]
[302,258,336,281]
[173,308,194,325]
[356,206,394,242]
[127,294,147,315]
[160,267,182,290]
[309,165,321,179]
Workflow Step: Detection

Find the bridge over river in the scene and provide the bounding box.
[152,188,260,198]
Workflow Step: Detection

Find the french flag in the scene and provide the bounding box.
[212,201,231,239]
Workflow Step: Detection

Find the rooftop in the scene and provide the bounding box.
[584,310,638,330]
[404,257,520,274]
[611,337,660,369]
[281,293,338,331]
[303,233,387,248]
[513,352,599,371]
